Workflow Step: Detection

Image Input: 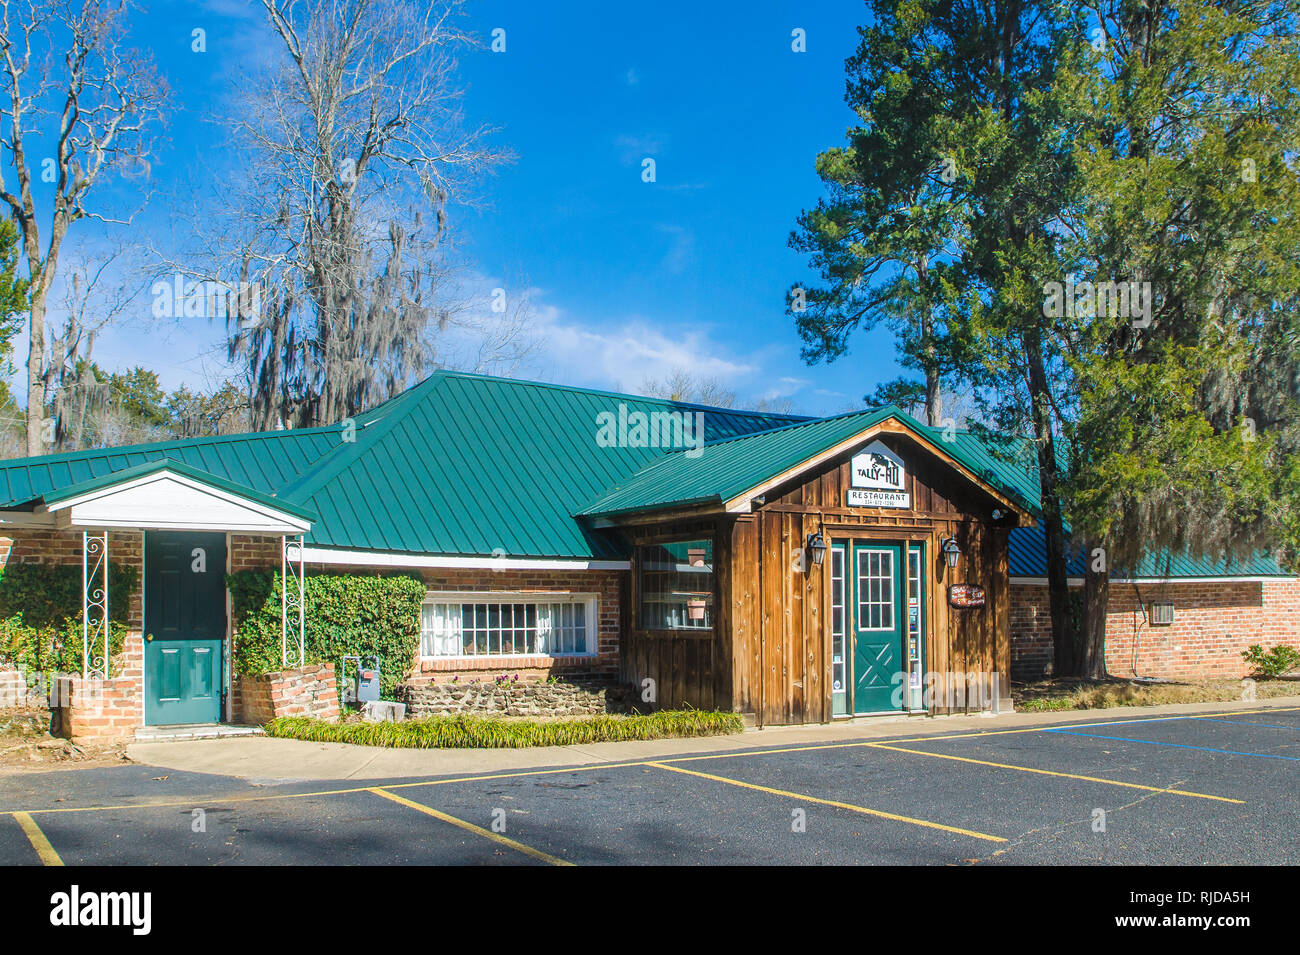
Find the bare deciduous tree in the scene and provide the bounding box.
[44,242,150,449]
[642,369,739,409]
[212,0,505,430]
[0,0,166,454]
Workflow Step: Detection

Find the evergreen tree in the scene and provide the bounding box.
[791,0,1085,669]
[1059,0,1300,674]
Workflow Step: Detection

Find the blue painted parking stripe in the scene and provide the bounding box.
[1054,712,1295,731]
[1199,718,1300,731]
[1044,728,1300,761]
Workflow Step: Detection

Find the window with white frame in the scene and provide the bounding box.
[420,593,598,658]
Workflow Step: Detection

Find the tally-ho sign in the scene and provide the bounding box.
[846,441,910,509]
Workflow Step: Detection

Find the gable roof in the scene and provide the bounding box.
[274,372,801,557]
[28,458,317,524]
[0,371,799,559]
[577,405,1040,519]
[0,370,1288,578]
[0,421,348,508]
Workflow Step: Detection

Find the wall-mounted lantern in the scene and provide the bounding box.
[807,532,828,567]
[941,536,962,569]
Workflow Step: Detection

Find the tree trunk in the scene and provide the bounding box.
[924,364,944,428]
[1081,553,1109,679]
[1023,328,1076,676]
[917,255,944,428]
[25,292,45,456]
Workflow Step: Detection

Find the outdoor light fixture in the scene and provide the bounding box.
[807,532,828,567]
[942,537,962,569]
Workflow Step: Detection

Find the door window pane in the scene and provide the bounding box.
[857,549,894,631]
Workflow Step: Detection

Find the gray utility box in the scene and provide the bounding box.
[342,655,381,705]
[356,664,381,704]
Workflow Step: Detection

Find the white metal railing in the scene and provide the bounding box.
[82,531,109,680]
[281,534,305,668]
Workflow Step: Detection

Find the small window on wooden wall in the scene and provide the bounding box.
[638,539,714,630]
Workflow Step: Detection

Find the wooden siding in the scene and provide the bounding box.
[620,519,729,713]
[617,433,1018,725]
[727,433,1015,724]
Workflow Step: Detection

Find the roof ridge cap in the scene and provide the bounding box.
[439,368,810,420]
[277,373,444,503]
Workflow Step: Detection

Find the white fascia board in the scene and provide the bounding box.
[299,546,629,571]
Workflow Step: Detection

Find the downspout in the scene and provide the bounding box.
[1130,581,1146,679]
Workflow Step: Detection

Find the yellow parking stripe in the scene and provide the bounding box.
[366,787,574,866]
[13,812,63,866]
[646,761,1006,842]
[6,704,1292,819]
[865,742,1244,803]
[880,705,1300,746]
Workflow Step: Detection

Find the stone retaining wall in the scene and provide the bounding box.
[400,679,634,718]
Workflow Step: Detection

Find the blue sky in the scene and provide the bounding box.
[26,0,895,417]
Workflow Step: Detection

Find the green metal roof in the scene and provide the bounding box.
[1008,521,1283,578]
[577,405,1042,519]
[0,423,349,509]
[0,370,1286,578]
[29,458,318,522]
[0,371,799,559]
[275,372,801,558]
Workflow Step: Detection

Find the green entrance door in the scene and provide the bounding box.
[144,531,227,725]
[851,542,905,713]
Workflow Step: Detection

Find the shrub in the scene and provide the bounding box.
[0,562,137,676]
[264,710,745,748]
[0,561,138,630]
[227,569,425,696]
[1241,644,1300,679]
[0,614,131,676]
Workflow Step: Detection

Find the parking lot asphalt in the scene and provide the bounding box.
[2,704,1297,865]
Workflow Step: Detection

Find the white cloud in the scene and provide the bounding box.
[504,290,798,404]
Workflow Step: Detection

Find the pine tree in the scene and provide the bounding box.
[1059,0,1300,674]
[791,0,1085,669]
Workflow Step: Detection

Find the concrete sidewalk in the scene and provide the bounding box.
[124,694,1300,783]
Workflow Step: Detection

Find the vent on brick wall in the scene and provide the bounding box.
[1149,602,1175,626]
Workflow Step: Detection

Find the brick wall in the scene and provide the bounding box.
[408,567,622,684]
[229,553,626,687]
[3,528,629,726]
[1,530,146,741]
[230,534,282,572]
[232,663,339,724]
[1010,578,1300,681]
[1010,583,1055,679]
[0,665,36,708]
[51,633,145,741]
